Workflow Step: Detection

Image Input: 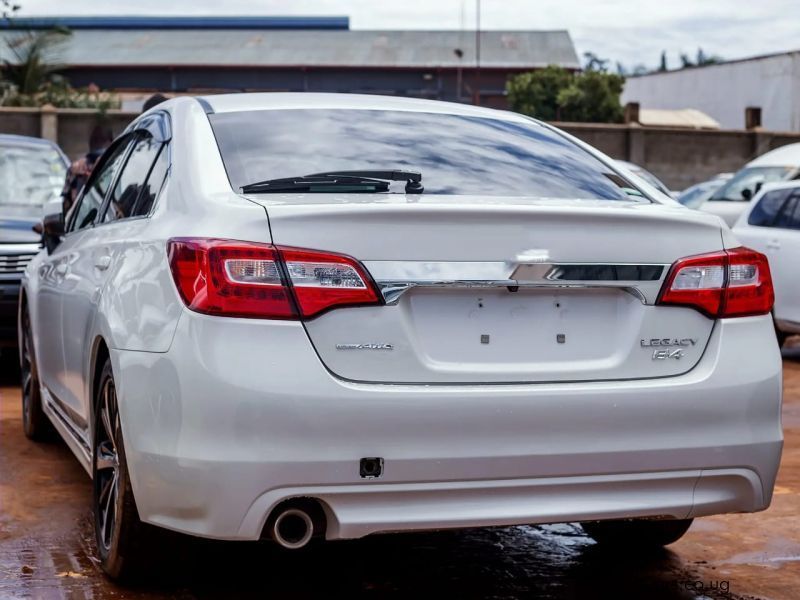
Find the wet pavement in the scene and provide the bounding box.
[1,344,799,599]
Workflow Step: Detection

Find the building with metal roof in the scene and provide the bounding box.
[622,50,800,132]
[0,17,579,108]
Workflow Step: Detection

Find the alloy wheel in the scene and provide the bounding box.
[95,378,121,551]
[20,313,34,424]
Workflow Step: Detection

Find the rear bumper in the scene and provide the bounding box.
[112,312,783,541]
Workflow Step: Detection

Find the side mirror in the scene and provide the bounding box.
[42,212,64,254]
[741,188,752,201]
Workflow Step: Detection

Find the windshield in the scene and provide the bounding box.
[209,109,641,200]
[709,166,793,202]
[0,144,66,207]
[631,167,670,196]
[677,180,724,209]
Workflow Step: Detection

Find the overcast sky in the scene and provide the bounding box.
[16,0,800,70]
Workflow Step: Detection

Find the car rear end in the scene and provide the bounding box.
[116,96,783,543]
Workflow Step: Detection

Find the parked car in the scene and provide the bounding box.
[0,134,68,347]
[733,181,800,346]
[700,143,800,226]
[20,94,783,580]
[677,174,732,209]
[614,159,674,197]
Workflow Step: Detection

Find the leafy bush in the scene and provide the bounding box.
[1,25,119,110]
[507,65,625,123]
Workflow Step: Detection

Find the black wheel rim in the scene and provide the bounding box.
[95,377,120,551]
[20,312,33,424]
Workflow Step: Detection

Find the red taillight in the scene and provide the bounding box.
[657,247,774,319]
[167,238,381,319]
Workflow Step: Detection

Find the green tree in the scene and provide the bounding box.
[2,0,21,19]
[507,65,625,124]
[658,51,668,72]
[583,51,609,72]
[506,65,573,121]
[3,27,70,95]
[557,70,625,123]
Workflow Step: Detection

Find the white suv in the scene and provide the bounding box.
[733,181,800,345]
[19,94,783,580]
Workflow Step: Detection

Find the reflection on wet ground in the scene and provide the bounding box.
[2,346,799,599]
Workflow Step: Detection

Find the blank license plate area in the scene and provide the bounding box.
[406,287,643,368]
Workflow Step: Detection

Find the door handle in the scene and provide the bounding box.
[94,255,112,271]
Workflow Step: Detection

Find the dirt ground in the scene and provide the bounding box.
[1,344,798,600]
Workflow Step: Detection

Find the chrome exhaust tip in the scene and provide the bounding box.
[271,507,314,549]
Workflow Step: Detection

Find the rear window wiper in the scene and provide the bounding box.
[241,170,423,194]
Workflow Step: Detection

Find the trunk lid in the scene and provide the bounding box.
[250,195,723,384]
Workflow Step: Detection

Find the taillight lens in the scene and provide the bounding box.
[167,238,381,319]
[280,247,380,317]
[657,247,774,318]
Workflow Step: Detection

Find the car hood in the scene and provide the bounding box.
[0,211,41,244]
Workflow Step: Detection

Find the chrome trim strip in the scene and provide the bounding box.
[0,242,42,254]
[363,261,668,305]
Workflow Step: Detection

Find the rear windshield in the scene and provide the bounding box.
[209,109,640,200]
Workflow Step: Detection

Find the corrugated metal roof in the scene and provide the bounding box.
[639,108,720,129]
[0,16,350,30]
[0,29,579,69]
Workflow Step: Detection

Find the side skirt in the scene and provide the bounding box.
[41,386,92,477]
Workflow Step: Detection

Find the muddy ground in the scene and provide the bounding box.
[1,344,798,599]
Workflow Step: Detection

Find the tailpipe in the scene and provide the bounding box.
[270,507,315,549]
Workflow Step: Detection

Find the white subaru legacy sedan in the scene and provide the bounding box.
[19,94,783,579]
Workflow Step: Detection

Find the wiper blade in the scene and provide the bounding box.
[241,170,423,194]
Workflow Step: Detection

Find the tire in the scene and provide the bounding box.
[92,358,153,580]
[581,518,693,548]
[20,306,54,441]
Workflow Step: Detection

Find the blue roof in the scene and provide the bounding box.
[0,16,350,30]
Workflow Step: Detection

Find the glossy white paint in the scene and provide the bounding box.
[21,93,783,543]
[733,181,800,335]
[113,311,781,540]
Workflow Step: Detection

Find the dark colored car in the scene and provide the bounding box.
[0,134,68,346]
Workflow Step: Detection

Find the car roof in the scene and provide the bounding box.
[748,143,800,168]
[0,134,68,161]
[0,133,59,148]
[198,92,530,123]
[753,180,800,196]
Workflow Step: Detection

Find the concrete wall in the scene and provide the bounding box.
[558,123,800,190]
[2,107,800,190]
[621,52,800,132]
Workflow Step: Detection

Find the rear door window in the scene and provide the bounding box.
[774,195,800,230]
[102,133,162,223]
[748,189,794,227]
[133,143,169,216]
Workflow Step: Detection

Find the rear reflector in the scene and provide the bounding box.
[168,238,381,319]
[657,247,774,318]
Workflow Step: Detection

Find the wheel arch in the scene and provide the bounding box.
[89,336,111,434]
[17,286,28,363]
